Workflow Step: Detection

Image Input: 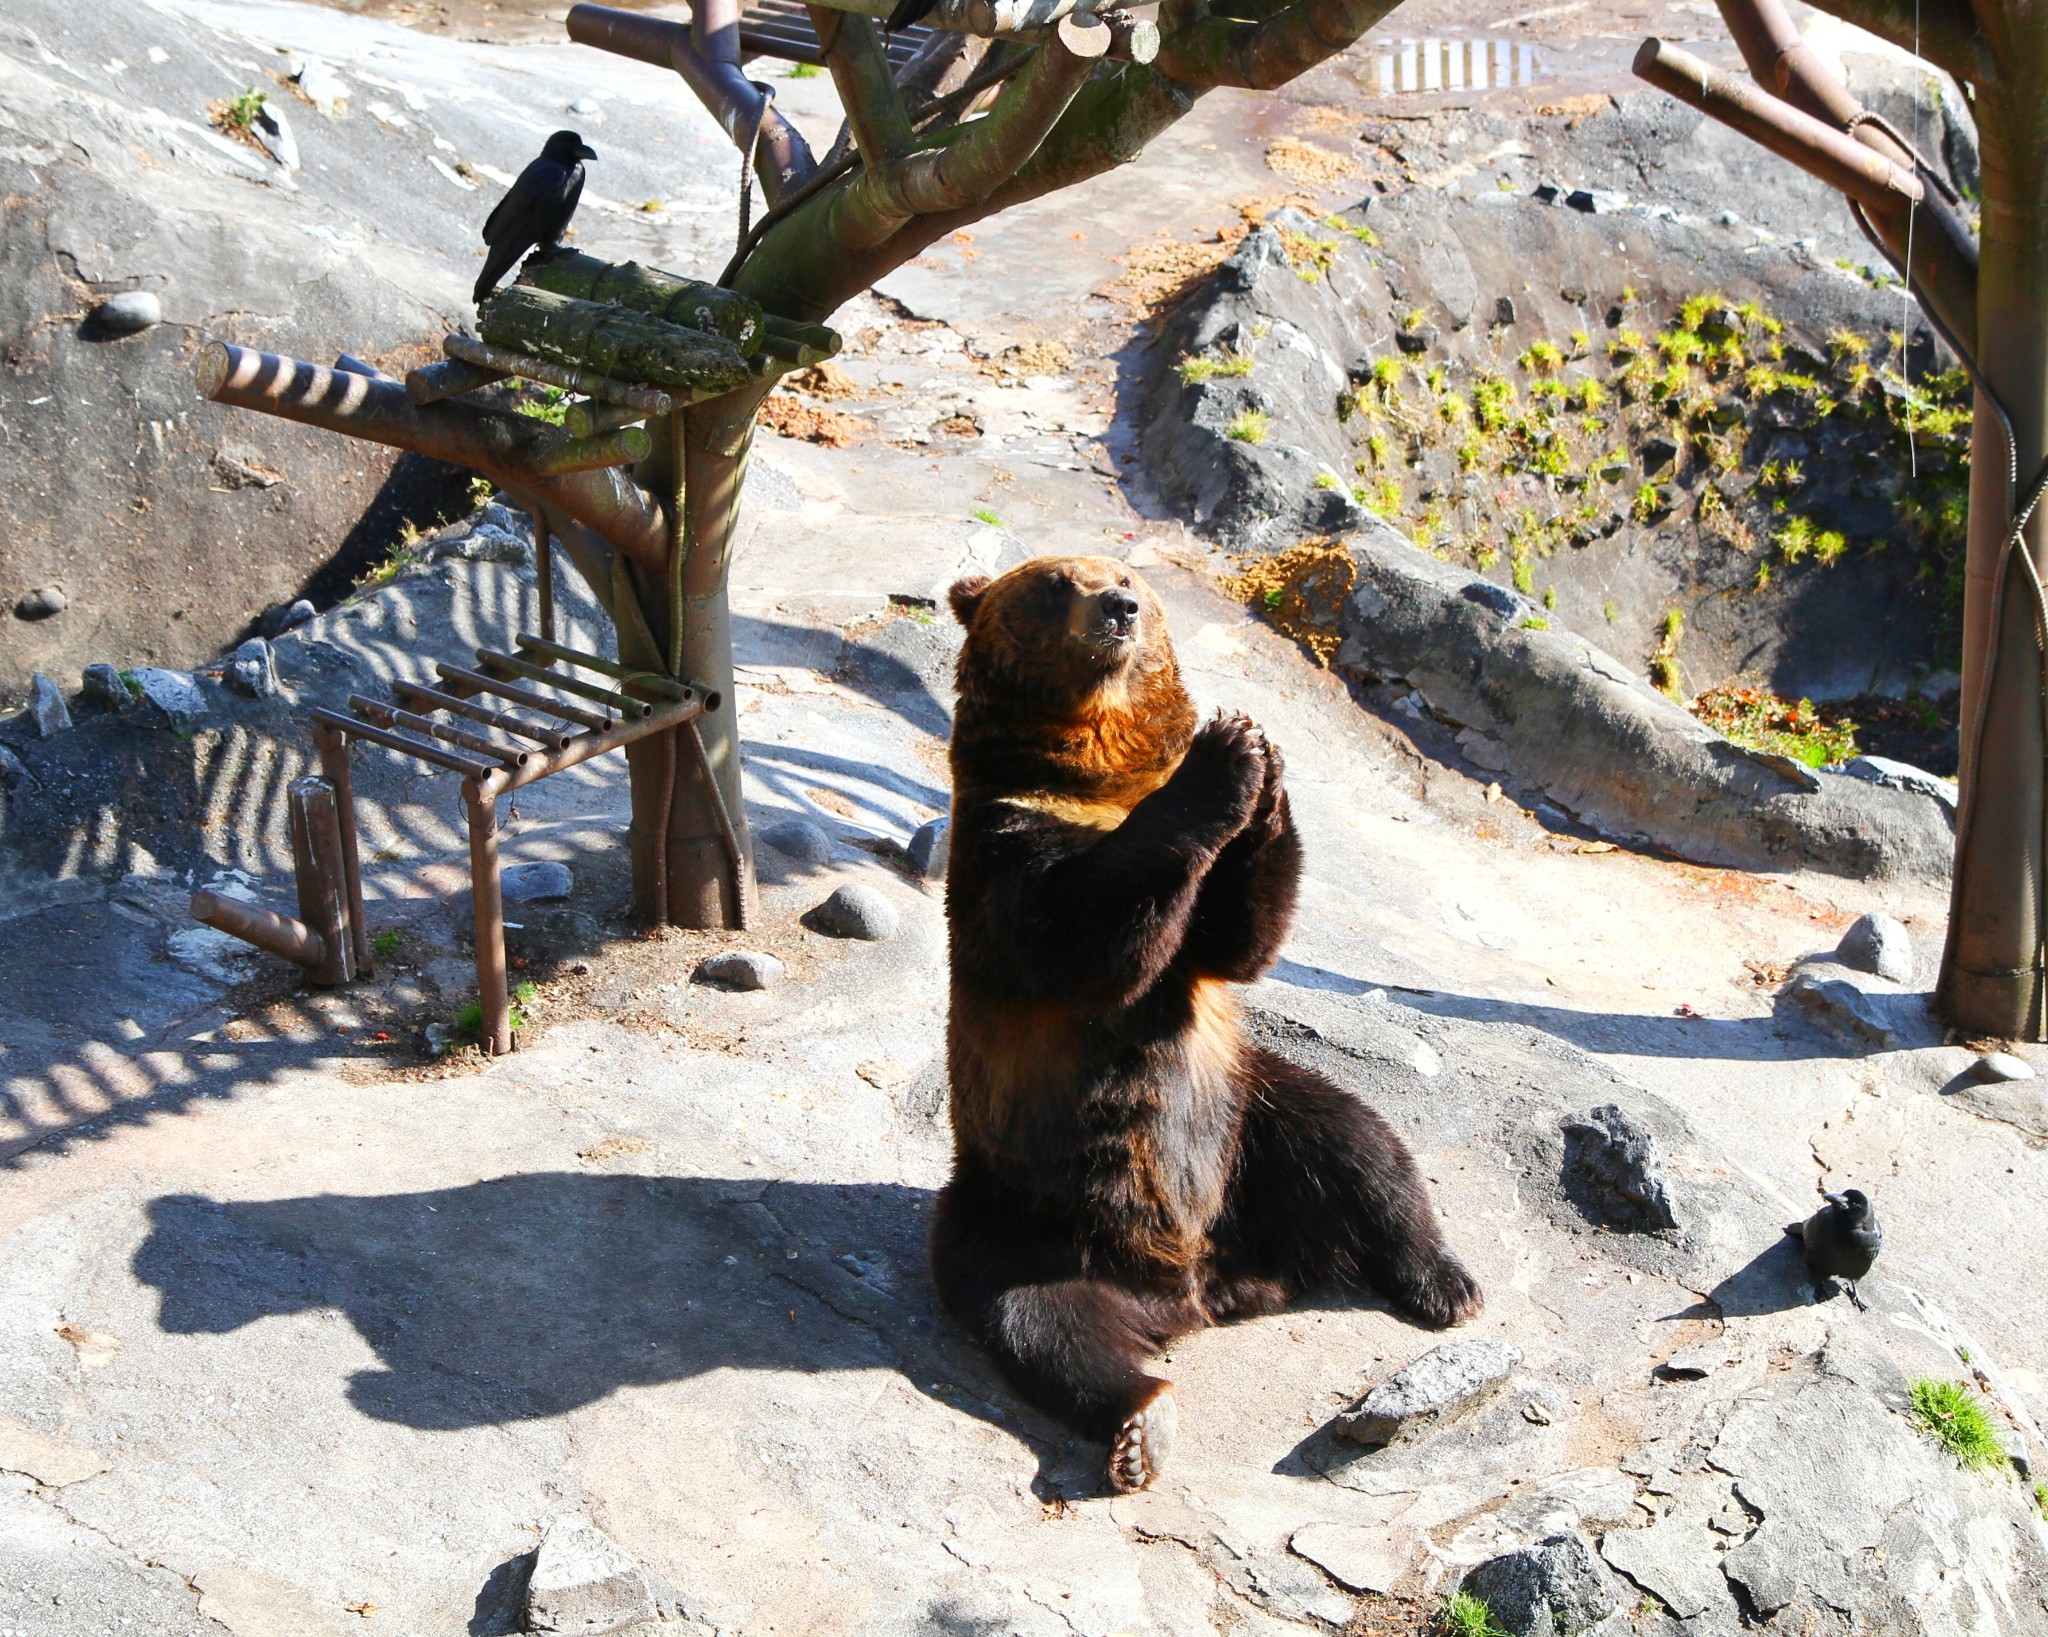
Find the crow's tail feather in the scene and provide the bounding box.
[886,0,934,29]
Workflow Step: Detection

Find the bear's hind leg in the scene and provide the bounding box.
[932,1189,1193,1492]
[1222,1047,1483,1328]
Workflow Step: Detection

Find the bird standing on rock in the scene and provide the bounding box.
[473,131,596,305]
[1786,1188,1883,1310]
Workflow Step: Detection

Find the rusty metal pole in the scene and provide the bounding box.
[463,777,514,1055]
[289,777,355,986]
[313,724,374,978]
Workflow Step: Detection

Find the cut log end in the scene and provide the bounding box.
[195,340,232,399]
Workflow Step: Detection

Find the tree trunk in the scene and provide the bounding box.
[1939,65,2048,1040]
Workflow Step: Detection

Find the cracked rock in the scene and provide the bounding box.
[525,1515,659,1635]
[1560,1103,1677,1231]
[1336,1337,1520,1447]
[1461,1530,1619,1637]
[1835,912,1911,982]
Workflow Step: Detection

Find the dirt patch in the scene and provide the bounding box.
[1226,538,1358,666]
[759,395,867,446]
[1265,136,1367,188]
[785,361,860,400]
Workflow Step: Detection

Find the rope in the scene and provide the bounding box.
[738,80,776,253]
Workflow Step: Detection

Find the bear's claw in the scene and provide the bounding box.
[1108,1385,1178,1494]
[1400,1254,1485,1329]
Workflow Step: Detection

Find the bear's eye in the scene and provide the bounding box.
[1118,576,1131,588]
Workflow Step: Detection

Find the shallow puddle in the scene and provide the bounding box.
[1371,36,1545,94]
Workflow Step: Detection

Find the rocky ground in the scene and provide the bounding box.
[6,1,2048,1634]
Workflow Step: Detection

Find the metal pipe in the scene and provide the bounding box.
[434,663,615,731]
[391,680,576,750]
[492,694,706,793]
[463,779,514,1055]
[313,723,374,978]
[685,717,751,930]
[442,334,677,415]
[513,634,698,700]
[1631,40,1923,211]
[290,777,355,986]
[477,650,657,717]
[189,889,331,974]
[407,357,509,404]
[349,695,532,767]
[307,707,498,778]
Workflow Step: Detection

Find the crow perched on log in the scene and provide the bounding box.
[473,131,597,305]
[1786,1188,1883,1310]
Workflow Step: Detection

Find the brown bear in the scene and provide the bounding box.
[931,555,1482,1494]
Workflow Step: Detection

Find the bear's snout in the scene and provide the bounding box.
[1096,587,1142,640]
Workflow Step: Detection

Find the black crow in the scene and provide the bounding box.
[473,130,597,306]
[885,0,936,31]
[1786,1188,1883,1310]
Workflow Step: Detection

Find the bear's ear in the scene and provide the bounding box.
[948,575,991,627]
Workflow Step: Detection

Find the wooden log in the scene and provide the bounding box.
[521,249,767,355]
[442,335,676,414]
[522,426,653,476]
[408,357,509,404]
[563,398,649,438]
[477,286,754,396]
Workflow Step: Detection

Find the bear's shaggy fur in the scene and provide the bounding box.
[931,555,1483,1493]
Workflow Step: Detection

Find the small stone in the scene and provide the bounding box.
[1523,1401,1554,1425]
[1719,209,1741,226]
[907,817,950,880]
[569,96,601,114]
[28,673,71,736]
[695,950,784,991]
[1460,1531,1619,1637]
[0,745,29,789]
[1976,1051,2035,1083]
[260,599,317,638]
[81,664,134,709]
[1836,912,1912,983]
[1565,187,1626,213]
[425,1023,454,1056]
[759,817,833,864]
[807,883,901,941]
[1395,326,1440,354]
[502,861,573,903]
[14,585,66,620]
[129,667,206,728]
[2004,1430,2031,1477]
[94,291,162,333]
[252,101,299,168]
[1560,1103,1677,1231]
[292,55,349,115]
[1656,1338,1728,1380]
[525,1514,659,1636]
[1495,295,1518,326]
[228,637,279,699]
[1335,1338,1520,1448]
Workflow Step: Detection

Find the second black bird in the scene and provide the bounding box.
[473,130,597,306]
[1786,1187,1883,1310]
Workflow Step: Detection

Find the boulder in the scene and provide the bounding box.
[907,816,950,881]
[502,861,573,903]
[1335,1338,1520,1448]
[260,600,318,639]
[758,817,834,864]
[129,667,206,728]
[806,884,901,942]
[80,663,134,710]
[1561,1103,1677,1231]
[1460,1531,1619,1637]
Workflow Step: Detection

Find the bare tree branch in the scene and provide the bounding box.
[1790,0,1981,81]
[896,28,993,99]
[567,5,816,203]
[196,343,671,576]
[829,34,1100,248]
[1154,0,1401,88]
[809,6,916,163]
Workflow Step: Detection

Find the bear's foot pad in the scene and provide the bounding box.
[1109,1388,1177,1493]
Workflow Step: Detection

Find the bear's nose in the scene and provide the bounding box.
[1100,588,1141,635]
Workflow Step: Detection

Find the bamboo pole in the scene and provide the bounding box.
[563,400,648,438]
[434,663,615,730]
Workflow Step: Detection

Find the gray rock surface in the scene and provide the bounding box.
[1837,755,1959,813]
[1561,1103,1677,1231]
[27,673,70,737]
[807,883,901,941]
[1836,911,1912,982]
[129,667,206,728]
[1461,1530,1618,1637]
[906,816,950,880]
[1335,1338,1520,1447]
[79,663,133,711]
[1326,531,1956,883]
[502,861,574,903]
[758,817,834,864]
[93,290,161,333]
[694,950,785,991]
[228,638,280,699]
[525,1515,659,1635]
[0,745,27,789]
[1784,958,1938,1051]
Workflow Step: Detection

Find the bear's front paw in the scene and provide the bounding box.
[1180,711,1267,833]
[1397,1253,1484,1330]
[1107,1381,1178,1494]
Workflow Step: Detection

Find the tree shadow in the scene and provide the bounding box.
[131,1171,1060,1461]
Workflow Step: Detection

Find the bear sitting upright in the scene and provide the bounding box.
[932,555,1482,1494]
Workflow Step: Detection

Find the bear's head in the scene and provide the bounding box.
[947,556,1196,799]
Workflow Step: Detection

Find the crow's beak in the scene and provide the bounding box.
[1823,1192,1849,1209]
[579,144,598,161]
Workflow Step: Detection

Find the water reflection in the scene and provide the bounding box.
[1373,37,1542,94]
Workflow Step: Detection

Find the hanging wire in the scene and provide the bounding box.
[737,80,776,254]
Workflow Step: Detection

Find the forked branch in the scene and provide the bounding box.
[1154,0,1405,89]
